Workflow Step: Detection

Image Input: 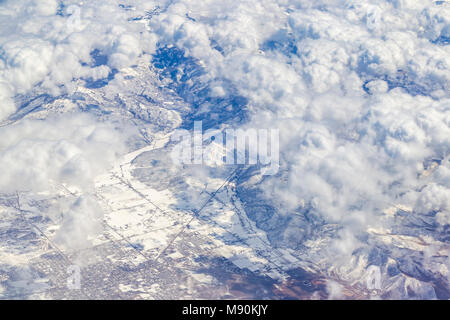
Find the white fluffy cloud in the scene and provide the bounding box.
[0,113,124,193]
[0,113,127,249]
[0,0,449,295]
[146,0,450,266]
[0,0,158,120]
[53,195,105,250]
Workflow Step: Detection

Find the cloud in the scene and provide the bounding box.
[0,113,124,192]
[1,0,449,297]
[326,280,344,300]
[0,113,127,249]
[53,195,104,251]
[415,183,450,215]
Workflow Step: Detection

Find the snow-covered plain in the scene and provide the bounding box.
[0,0,449,299]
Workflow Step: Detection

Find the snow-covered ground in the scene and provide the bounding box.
[0,0,449,299]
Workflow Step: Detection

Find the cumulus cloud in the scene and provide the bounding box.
[0,0,158,120]
[0,113,124,192]
[0,113,127,249]
[146,0,450,287]
[326,280,345,300]
[415,183,450,214]
[53,195,105,251]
